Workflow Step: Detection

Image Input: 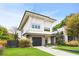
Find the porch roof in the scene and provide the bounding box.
[23,31,53,36]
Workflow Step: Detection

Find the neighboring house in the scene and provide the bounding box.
[18,11,56,46]
[52,27,68,42]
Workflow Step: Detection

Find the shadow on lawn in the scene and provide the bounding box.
[58,48,79,54]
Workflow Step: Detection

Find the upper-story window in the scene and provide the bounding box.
[32,25,35,28]
[38,25,40,29]
[32,24,40,29]
[44,27,50,32]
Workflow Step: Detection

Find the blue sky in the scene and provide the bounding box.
[0,3,79,29]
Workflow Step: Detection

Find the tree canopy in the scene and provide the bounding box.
[66,13,79,37]
[0,25,8,39]
[52,17,67,31]
[53,13,79,40]
[0,25,14,40]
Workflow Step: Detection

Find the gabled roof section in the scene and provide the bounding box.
[18,10,56,30]
[26,10,56,21]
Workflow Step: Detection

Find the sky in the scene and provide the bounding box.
[0,3,79,29]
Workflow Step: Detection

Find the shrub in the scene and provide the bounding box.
[0,45,4,55]
[0,40,6,55]
[56,38,65,45]
[19,36,32,48]
[65,40,79,47]
[0,40,7,47]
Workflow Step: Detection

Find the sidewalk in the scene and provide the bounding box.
[35,46,77,56]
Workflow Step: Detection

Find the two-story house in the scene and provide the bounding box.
[18,11,56,46]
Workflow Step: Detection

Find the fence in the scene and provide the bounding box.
[7,40,18,48]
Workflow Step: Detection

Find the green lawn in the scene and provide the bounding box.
[54,45,79,55]
[2,48,53,56]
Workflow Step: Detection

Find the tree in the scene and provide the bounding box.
[52,13,79,41]
[55,31,65,45]
[11,27,19,47]
[7,33,14,40]
[0,25,8,40]
[65,13,79,40]
[10,27,18,40]
[52,17,67,31]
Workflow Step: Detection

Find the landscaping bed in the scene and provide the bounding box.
[54,45,79,55]
[2,48,53,56]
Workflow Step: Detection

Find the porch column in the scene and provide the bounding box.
[53,37,56,44]
[48,37,51,44]
[64,35,68,42]
[63,28,68,42]
[42,37,45,46]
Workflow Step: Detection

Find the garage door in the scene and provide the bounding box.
[32,37,42,46]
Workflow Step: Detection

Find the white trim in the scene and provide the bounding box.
[48,37,51,44]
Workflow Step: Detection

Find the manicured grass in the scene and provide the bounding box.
[54,45,79,55]
[2,48,53,56]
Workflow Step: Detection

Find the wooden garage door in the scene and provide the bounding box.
[32,37,42,46]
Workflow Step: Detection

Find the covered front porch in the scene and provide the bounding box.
[23,32,56,46]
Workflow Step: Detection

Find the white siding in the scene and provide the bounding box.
[22,17,32,34]
[29,16,44,32]
[22,16,54,34]
[44,20,53,32]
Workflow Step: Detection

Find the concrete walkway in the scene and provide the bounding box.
[35,46,77,56]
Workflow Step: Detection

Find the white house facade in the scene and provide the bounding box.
[18,11,56,46]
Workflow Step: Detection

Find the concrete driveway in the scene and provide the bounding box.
[35,46,77,56]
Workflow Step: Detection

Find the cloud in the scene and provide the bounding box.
[44,9,66,21]
[48,10,60,16]
[0,9,23,29]
[43,9,59,16]
[40,9,60,20]
[0,9,22,18]
[52,20,61,27]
